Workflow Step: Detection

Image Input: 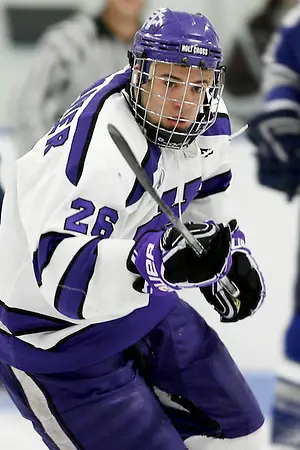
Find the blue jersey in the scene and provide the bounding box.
[263,4,300,110]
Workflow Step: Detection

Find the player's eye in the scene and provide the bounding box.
[192,85,203,93]
[164,80,177,88]
[192,81,210,93]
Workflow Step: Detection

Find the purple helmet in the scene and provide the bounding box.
[128,8,225,149]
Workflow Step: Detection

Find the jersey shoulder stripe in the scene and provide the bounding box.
[195,170,232,199]
[202,112,231,137]
[65,67,131,187]
[126,142,162,207]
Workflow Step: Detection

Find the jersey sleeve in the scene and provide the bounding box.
[183,99,234,225]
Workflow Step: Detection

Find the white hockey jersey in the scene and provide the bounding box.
[0,66,234,373]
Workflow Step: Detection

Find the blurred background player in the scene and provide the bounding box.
[13,0,146,157]
[223,0,297,124]
[247,3,300,447]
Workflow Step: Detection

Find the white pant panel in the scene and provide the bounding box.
[184,424,265,449]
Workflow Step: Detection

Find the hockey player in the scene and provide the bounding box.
[247,3,300,448]
[13,0,146,156]
[0,8,266,449]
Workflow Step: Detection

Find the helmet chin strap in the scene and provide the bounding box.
[143,117,202,149]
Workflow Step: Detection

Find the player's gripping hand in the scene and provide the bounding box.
[247,108,300,200]
[127,221,233,294]
[200,222,266,322]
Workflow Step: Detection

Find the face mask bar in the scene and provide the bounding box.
[129,58,225,149]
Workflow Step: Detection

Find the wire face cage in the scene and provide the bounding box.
[129,58,225,149]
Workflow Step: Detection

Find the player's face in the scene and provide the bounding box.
[140,62,214,131]
[107,0,145,18]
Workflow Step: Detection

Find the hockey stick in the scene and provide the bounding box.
[107,123,240,300]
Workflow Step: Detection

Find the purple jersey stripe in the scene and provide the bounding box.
[0,294,178,373]
[133,177,202,241]
[0,299,72,337]
[202,113,231,137]
[33,232,74,287]
[54,237,102,320]
[195,170,232,199]
[126,143,161,207]
[66,68,131,186]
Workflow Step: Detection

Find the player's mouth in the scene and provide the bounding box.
[166,118,190,129]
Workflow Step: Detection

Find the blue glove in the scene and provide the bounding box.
[200,222,266,322]
[247,108,300,200]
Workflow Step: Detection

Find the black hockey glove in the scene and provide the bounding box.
[128,221,234,294]
[200,223,266,322]
[247,108,300,200]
